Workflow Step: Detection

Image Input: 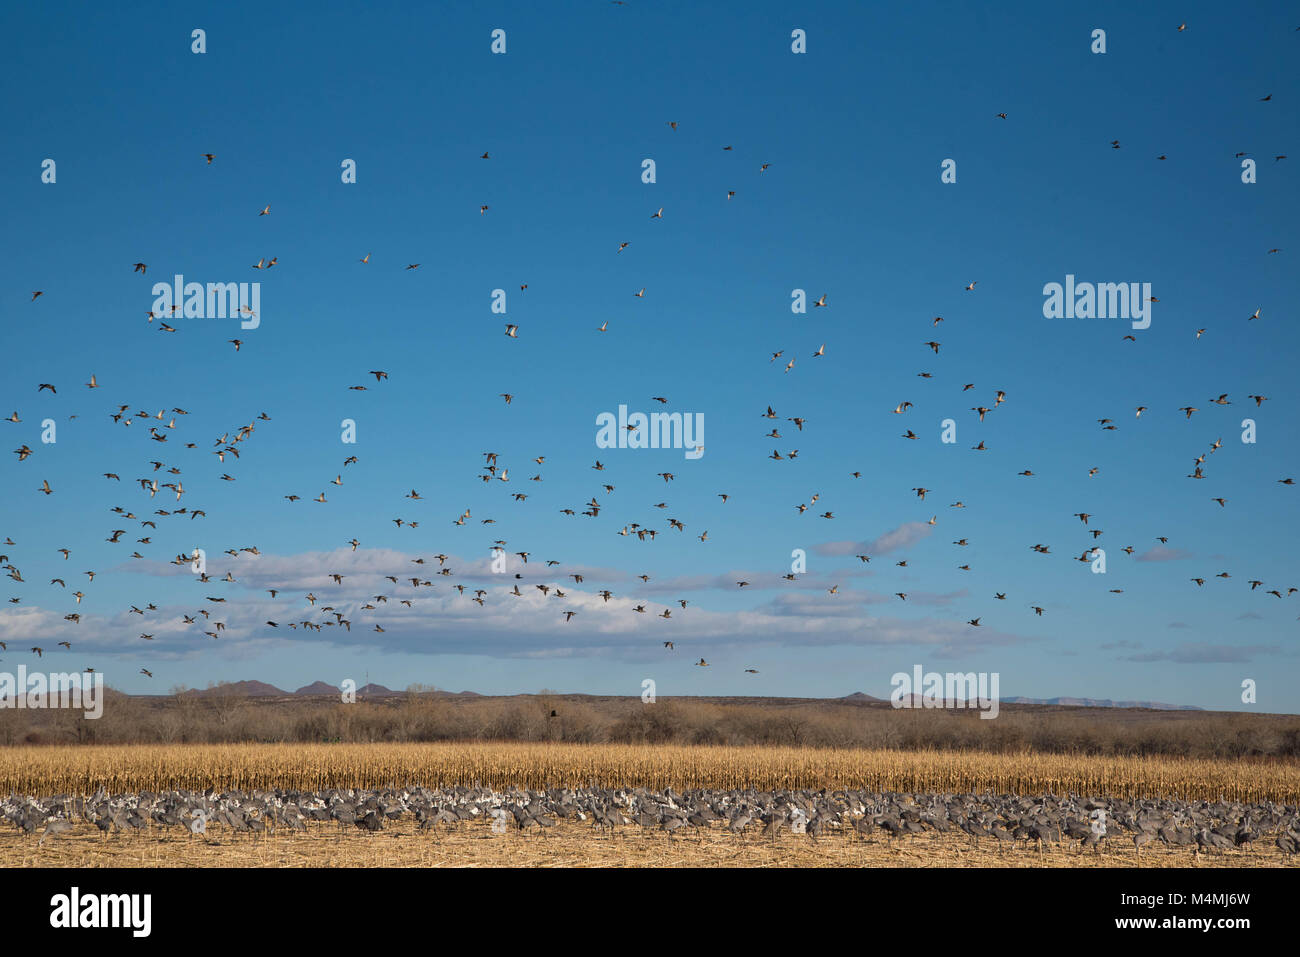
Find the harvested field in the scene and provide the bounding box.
[2,744,1298,868]
[5,817,1294,869]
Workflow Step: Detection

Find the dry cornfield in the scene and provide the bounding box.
[1,743,1297,802]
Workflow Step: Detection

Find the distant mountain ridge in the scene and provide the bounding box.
[177,684,1199,709]
[293,681,341,696]
[838,691,1202,711]
[181,680,284,697]
[184,681,482,698]
[1000,696,1202,711]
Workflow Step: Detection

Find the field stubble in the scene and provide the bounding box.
[5,817,1292,868]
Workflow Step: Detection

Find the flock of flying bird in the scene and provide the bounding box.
[3,71,1295,694]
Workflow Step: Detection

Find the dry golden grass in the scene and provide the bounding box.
[1,742,1297,802]
[4,818,1294,868]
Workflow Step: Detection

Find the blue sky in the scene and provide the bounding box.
[0,1,1296,710]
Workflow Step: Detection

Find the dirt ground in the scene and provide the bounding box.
[3,818,1293,868]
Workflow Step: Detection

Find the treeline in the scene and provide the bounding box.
[3,687,1300,760]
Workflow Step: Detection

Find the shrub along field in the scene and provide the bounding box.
[4,688,1300,761]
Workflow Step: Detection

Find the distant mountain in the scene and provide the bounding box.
[178,680,483,699]
[843,691,1201,710]
[167,684,1196,710]
[1001,696,1202,711]
[294,681,339,696]
[188,680,287,697]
